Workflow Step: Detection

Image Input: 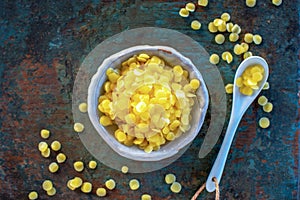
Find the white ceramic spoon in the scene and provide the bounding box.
[206,56,269,192]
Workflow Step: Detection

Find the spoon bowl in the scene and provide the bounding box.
[206,56,269,192]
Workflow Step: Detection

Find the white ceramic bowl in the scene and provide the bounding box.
[88,45,209,161]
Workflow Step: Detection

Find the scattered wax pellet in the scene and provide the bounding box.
[121,165,129,174]
[229,33,239,42]
[198,0,208,6]
[50,140,61,151]
[141,194,152,200]
[244,33,253,43]
[241,43,249,52]
[105,179,116,190]
[70,177,83,188]
[40,129,50,139]
[263,102,273,113]
[221,51,233,64]
[56,153,67,163]
[209,54,220,64]
[46,187,56,196]
[41,147,51,158]
[67,180,76,191]
[221,12,230,22]
[81,182,92,193]
[226,22,234,32]
[28,191,38,200]
[78,102,88,113]
[42,180,53,191]
[74,161,84,172]
[100,115,113,126]
[213,18,223,27]
[263,82,270,90]
[170,182,182,193]
[208,22,218,33]
[225,84,234,94]
[272,0,282,6]
[191,20,201,30]
[233,44,245,55]
[185,2,196,12]
[129,179,140,190]
[179,8,189,17]
[49,162,59,173]
[243,51,253,59]
[165,173,176,184]
[74,122,84,133]
[258,95,268,106]
[253,34,262,45]
[88,160,97,169]
[246,0,256,7]
[38,141,48,152]
[96,188,107,197]
[231,24,241,34]
[259,117,270,128]
[215,34,225,44]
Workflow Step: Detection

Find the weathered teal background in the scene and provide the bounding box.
[0,0,299,199]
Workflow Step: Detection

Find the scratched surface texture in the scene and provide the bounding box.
[0,0,299,200]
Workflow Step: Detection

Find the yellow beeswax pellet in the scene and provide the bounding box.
[56,153,67,163]
[105,179,116,190]
[185,2,196,12]
[41,147,51,158]
[213,18,223,27]
[106,68,114,76]
[70,177,83,188]
[42,180,53,191]
[215,34,225,44]
[240,86,254,96]
[96,187,107,197]
[259,117,270,128]
[241,43,249,52]
[209,54,220,64]
[263,82,270,90]
[78,102,88,113]
[191,20,201,30]
[218,22,227,32]
[244,33,253,43]
[88,160,97,169]
[170,182,182,193]
[51,140,61,151]
[74,161,84,172]
[272,0,282,6]
[243,51,253,59]
[46,187,56,196]
[229,33,239,42]
[81,182,92,193]
[38,141,48,152]
[208,22,218,33]
[258,95,268,106]
[221,12,230,22]
[40,129,50,139]
[129,179,140,190]
[189,79,200,90]
[198,0,208,6]
[108,72,120,83]
[263,102,273,113]
[226,22,234,32]
[234,44,245,55]
[179,8,189,17]
[222,51,233,64]
[225,84,234,94]
[74,122,84,133]
[236,77,243,87]
[173,65,183,76]
[231,24,241,34]
[253,34,262,45]
[100,115,113,126]
[28,191,38,200]
[67,180,76,191]
[165,173,176,184]
[49,162,59,173]
[246,0,256,7]
[141,194,152,200]
[121,165,129,174]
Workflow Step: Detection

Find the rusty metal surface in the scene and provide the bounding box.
[0,0,299,199]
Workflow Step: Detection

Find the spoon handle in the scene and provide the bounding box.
[205,114,242,192]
